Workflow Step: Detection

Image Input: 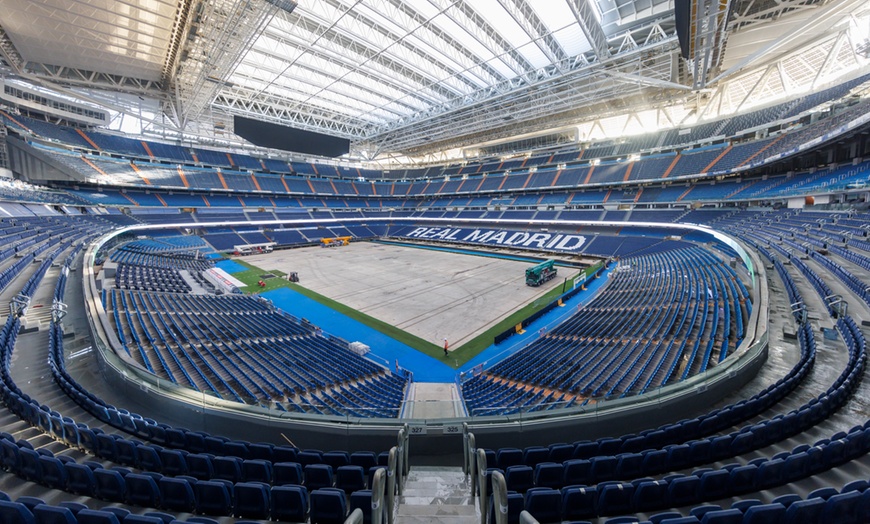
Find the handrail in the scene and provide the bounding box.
[490,470,509,524]
[463,424,478,498]
[519,510,540,524]
[370,466,387,524]
[402,423,410,477]
[476,447,489,524]
[396,423,409,495]
[386,446,397,524]
[343,508,364,524]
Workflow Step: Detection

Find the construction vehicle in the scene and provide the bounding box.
[525,259,557,286]
[321,236,351,247]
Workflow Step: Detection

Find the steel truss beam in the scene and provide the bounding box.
[377,0,508,86]
[172,0,295,128]
[696,27,865,123]
[0,24,24,72]
[567,0,612,61]
[252,23,446,110]
[442,0,534,77]
[210,26,680,155]
[688,0,733,89]
[369,42,680,155]
[498,0,569,64]
[709,0,864,86]
[270,6,465,103]
[729,0,824,31]
[17,62,165,98]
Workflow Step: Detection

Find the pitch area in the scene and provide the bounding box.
[242,241,567,353]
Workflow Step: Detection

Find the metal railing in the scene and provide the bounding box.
[344,465,388,524]
[476,447,489,524]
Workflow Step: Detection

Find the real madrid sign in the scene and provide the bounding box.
[402,227,587,252]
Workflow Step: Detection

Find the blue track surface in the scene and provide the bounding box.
[215,259,247,274]
[262,266,613,382]
[263,288,457,382]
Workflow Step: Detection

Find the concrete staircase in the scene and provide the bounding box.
[397,466,478,523]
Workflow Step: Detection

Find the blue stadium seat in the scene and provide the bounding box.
[562,485,597,520]
[323,451,351,469]
[497,448,523,469]
[94,468,127,501]
[75,509,121,524]
[186,453,214,480]
[563,459,592,485]
[632,479,669,512]
[271,485,309,522]
[742,503,786,524]
[667,475,700,507]
[350,451,377,473]
[242,459,273,484]
[274,462,304,486]
[488,491,524,524]
[214,456,243,483]
[524,487,562,523]
[32,505,76,524]
[234,482,270,519]
[598,482,635,515]
[0,500,35,524]
[820,490,864,524]
[125,473,162,508]
[784,496,825,524]
[306,463,335,491]
[523,446,550,468]
[122,516,164,524]
[335,465,366,493]
[696,508,742,524]
[136,445,162,472]
[533,462,564,489]
[548,443,573,463]
[195,480,233,516]
[38,455,68,489]
[505,465,535,493]
[298,449,324,466]
[159,449,188,476]
[310,487,348,524]
[159,477,196,512]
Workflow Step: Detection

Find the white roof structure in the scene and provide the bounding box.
[0,0,868,160]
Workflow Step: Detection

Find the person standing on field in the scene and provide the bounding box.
[443,338,449,357]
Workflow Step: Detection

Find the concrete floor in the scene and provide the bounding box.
[244,241,566,348]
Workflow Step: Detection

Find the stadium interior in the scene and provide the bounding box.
[1,0,870,523]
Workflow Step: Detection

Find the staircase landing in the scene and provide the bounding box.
[403,383,465,419]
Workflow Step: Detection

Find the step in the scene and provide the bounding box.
[397,466,478,524]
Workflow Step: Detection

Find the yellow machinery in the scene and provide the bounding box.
[321,236,352,247]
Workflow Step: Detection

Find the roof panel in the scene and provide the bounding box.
[533,2,592,57]
[0,0,177,80]
[469,0,550,67]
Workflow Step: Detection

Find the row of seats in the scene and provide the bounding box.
[496,476,870,523]
[105,285,407,415]
[0,486,364,524]
[114,264,191,294]
[8,73,869,183]
[110,245,213,272]
[9,82,868,201]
